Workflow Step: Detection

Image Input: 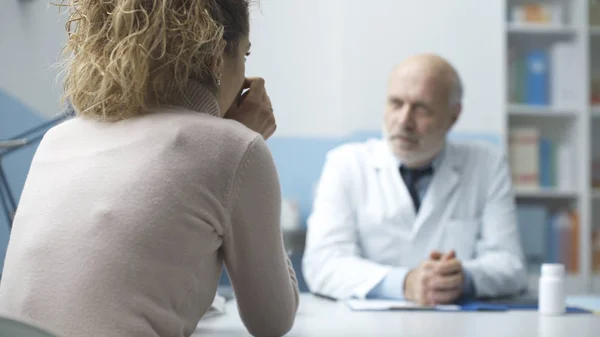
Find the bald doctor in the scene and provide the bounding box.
[302,54,527,305]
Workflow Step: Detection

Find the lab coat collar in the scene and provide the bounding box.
[372,138,463,239]
[372,138,458,173]
[396,147,446,173]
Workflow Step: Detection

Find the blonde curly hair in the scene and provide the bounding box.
[56,0,250,121]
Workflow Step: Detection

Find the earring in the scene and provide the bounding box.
[217,73,222,86]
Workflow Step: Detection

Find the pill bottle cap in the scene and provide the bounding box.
[541,264,565,278]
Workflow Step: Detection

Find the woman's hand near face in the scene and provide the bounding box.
[224,77,276,140]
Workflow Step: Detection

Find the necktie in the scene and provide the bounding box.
[399,165,433,213]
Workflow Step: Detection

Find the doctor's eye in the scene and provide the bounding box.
[414,104,434,116]
[389,98,404,108]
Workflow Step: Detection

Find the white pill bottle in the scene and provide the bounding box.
[538,263,566,315]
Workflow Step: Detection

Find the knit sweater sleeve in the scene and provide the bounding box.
[221,135,299,337]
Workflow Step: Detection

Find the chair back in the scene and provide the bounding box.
[0,315,60,337]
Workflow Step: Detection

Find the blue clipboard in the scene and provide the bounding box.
[457,301,592,314]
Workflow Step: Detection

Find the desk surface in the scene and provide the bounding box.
[194,294,600,337]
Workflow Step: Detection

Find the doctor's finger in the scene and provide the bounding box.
[435,259,462,275]
[422,260,441,271]
[441,250,456,261]
[430,274,463,291]
[429,251,443,260]
[431,288,461,304]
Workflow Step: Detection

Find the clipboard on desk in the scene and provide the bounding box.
[471,294,593,314]
[346,299,460,311]
[346,299,593,313]
[458,302,592,313]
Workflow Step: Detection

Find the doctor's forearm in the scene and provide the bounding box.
[462,254,527,297]
[303,253,394,300]
[366,267,410,300]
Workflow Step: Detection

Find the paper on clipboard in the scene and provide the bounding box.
[347,299,461,311]
[202,294,227,319]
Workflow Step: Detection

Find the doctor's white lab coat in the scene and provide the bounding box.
[302,139,527,300]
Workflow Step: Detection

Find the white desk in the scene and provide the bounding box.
[194,294,600,337]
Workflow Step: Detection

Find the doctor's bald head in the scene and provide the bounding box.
[383,54,463,168]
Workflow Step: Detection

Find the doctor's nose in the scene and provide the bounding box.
[397,105,416,131]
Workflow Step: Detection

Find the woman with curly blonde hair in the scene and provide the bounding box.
[0,1,298,336]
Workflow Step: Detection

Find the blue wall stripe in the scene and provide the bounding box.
[0,90,46,271]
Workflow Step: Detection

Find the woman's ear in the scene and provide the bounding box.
[211,40,228,81]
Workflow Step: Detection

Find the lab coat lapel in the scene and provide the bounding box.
[372,140,417,234]
[411,143,461,239]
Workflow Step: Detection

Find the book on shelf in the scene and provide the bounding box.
[593,159,600,188]
[517,206,579,274]
[592,77,600,105]
[593,230,600,272]
[538,137,555,187]
[508,43,578,108]
[509,3,565,25]
[508,49,549,106]
[525,50,549,106]
[508,47,524,104]
[593,131,600,187]
[551,42,578,108]
[591,0,600,27]
[509,127,539,188]
[509,127,558,189]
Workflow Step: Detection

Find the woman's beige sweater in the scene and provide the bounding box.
[0,82,299,337]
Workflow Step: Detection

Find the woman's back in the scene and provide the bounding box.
[0,86,299,337]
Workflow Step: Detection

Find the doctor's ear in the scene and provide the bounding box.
[449,103,462,125]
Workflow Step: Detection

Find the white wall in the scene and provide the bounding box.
[248,0,506,138]
[246,0,346,137]
[0,1,67,118]
[342,0,506,137]
[1,0,507,139]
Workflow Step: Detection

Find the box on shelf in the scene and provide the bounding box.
[508,47,524,104]
[517,206,579,274]
[550,209,579,274]
[517,205,547,273]
[592,159,600,188]
[509,127,540,188]
[551,42,579,108]
[591,0,600,26]
[592,77,600,105]
[593,230,600,272]
[509,127,558,189]
[508,49,550,106]
[510,3,564,25]
[507,43,577,108]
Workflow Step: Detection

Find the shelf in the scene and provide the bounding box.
[592,106,600,118]
[528,274,588,294]
[508,104,578,118]
[507,23,576,35]
[515,188,578,199]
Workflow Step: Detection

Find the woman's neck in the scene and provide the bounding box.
[163,80,221,116]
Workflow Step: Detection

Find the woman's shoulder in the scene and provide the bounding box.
[44,108,267,172]
[153,109,269,167]
[168,110,260,148]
